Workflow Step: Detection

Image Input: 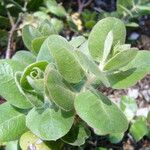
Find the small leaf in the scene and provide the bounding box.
[69,36,86,49]
[31,36,46,54]
[0,102,28,142]
[12,51,36,66]
[47,35,85,83]
[74,90,128,135]
[45,65,75,111]
[20,131,62,150]
[120,96,138,121]
[20,61,48,90]
[26,107,74,141]
[104,49,137,71]
[62,123,90,146]
[130,117,149,142]
[109,133,124,144]
[88,17,126,61]
[22,25,42,51]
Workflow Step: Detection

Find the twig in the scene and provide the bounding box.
[5,14,22,59]
[77,0,92,14]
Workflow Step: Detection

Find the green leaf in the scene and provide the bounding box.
[31,36,46,54]
[75,51,110,87]
[22,25,42,51]
[37,38,54,63]
[130,117,149,142]
[88,17,126,61]
[5,141,18,150]
[20,61,48,90]
[74,90,128,135]
[12,51,36,66]
[69,36,86,49]
[109,133,124,144]
[120,96,138,121]
[45,0,67,17]
[26,106,74,141]
[38,20,58,36]
[45,65,75,111]
[62,123,90,146]
[0,60,32,109]
[47,35,85,83]
[0,102,28,142]
[51,18,63,33]
[104,49,138,71]
[20,131,63,150]
[108,51,150,89]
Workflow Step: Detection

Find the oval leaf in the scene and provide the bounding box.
[88,17,126,61]
[74,90,128,135]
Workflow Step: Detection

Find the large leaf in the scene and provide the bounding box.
[74,90,128,135]
[45,65,75,111]
[62,123,90,146]
[88,17,126,61]
[47,35,85,83]
[104,49,138,71]
[26,106,74,141]
[20,61,48,90]
[108,51,150,89]
[0,60,32,109]
[0,102,28,142]
[20,131,63,150]
[22,25,42,51]
[12,51,36,66]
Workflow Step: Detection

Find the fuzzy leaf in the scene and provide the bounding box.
[47,35,84,83]
[26,107,74,141]
[74,90,128,135]
[88,17,126,61]
[0,102,28,142]
[45,65,75,111]
[0,60,32,109]
[69,36,86,48]
[104,49,137,71]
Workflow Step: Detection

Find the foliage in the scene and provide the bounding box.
[0,17,150,149]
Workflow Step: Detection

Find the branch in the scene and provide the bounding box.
[5,14,22,59]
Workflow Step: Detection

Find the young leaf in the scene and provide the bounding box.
[47,35,85,83]
[108,51,150,89]
[12,51,36,66]
[88,17,126,61]
[0,60,32,109]
[120,96,138,121]
[20,61,48,90]
[20,131,62,150]
[108,133,124,144]
[0,102,28,142]
[22,25,42,51]
[69,36,86,49]
[62,123,90,146]
[74,90,128,135]
[45,65,75,111]
[26,107,74,141]
[31,36,46,54]
[104,49,138,71]
[130,117,149,142]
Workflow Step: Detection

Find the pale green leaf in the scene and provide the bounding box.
[88,17,126,61]
[74,90,128,135]
[26,107,74,141]
[108,51,150,89]
[104,49,137,71]
[45,65,75,111]
[47,35,85,83]
[12,51,36,66]
[0,60,32,109]
[22,25,42,51]
[0,102,28,142]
